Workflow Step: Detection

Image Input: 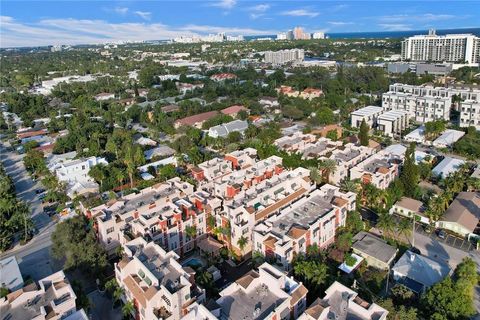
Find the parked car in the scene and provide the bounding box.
[437,229,447,240]
[424,225,433,234]
[35,188,46,194]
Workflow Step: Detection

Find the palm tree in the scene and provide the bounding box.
[308,167,322,186]
[237,235,248,256]
[122,300,135,320]
[340,178,360,193]
[318,159,337,184]
[467,177,480,191]
[89,164,106,190]
[397,218,412,244]
[377,212,395,239]
[184,225,197,249]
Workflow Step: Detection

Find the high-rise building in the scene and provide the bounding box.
[293,26,311,40]
[401,29,480,64]
[313,32,325,39]
[276,32,287,40]
[264,49,305,64]
[286,30,294,40]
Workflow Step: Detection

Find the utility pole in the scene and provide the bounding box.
[412,215,416,248]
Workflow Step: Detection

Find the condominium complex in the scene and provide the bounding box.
[401,29,480,64]
[274,134,342,160]
[254,185,356,270]
[115,237,205,320]
[213,263,308,320]
[299,281,388,320]
[350,106,384,128]
[376,110,409,137]
[264,49,305,64]
[84,177,217,256]
[460,100,480,130]
[350,146,405,189]
[0,271,87,320]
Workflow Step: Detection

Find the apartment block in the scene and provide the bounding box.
[253,185,356,270]
[299,281,388,320]
[115,237,205,320]
[350,106,384,128]
[220,167,312,256]
[0,271,87,320]
[388,83,480,102]
[264,49,304,64]
[460,100,480,130]
[382,91,451,122]
[322,143,376,185]
[274,134,342,160]
[376,110,409,137]
[350,147,404,189]
[213,263,308,320]
[401,30,479,64]
[84,177,218,257]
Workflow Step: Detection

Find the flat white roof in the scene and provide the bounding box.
[433,129,465,146]
[351,105,383,117]
[432,157,465,178]
[0,256,24,291]
[378,110,408,121]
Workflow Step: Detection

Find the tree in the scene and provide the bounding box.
[293,259,328,289]
[122,300,135,320]
[377,212,395,239]
[397,218,412,244]
[237,235,248,256]
[184,225,197,247]
[336,232,353,252]
[379,299,418,320]
[308,167,322,186]
[400,143,419,197]
[318,159,337,183]
[359,119,369,146]
[89,164,106,190]
[340,178,360,193]
[51,215,108,274]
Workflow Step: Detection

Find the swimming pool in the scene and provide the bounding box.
[182,257,204,268]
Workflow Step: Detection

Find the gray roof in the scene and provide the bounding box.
[209,120,248,138]
[392,250,451,288]
[352,231,398,264]
[144,145,176,160]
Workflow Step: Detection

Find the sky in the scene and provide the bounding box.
[1,0,479,47]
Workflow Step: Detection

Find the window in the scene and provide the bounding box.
[106,227,114,234]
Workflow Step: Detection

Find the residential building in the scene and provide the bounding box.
[176,82,204,95]
[404,126,426,144]
[94,92,115,101]
[208,120,248,139]
[350,106,384,128]
[210,73,237,82]
[299,281,388,320]
[431,157,465,178]
[392,251,451,293]
[432,129,465,148]
[274,134,342,160]
[293,27,311,40]
[382,91,451,122]
[460,100,480,130]
[277,85,299,98]
[144,145,176,161]
[376,110,409,137]
[310,124,343,139]
[254,185,355,270]
[115,237,205,320]
[221,105,248,118]
[258,96,280,109]
[299,88,323,100]
[213,263,308,320]
[161,104,181,113]
[264,49,305,64]
[84,178,215,256]
[349,147,404,189]
[323,143,376,185]
[388,83,480,102]
[352,231,398,270]
[389,197,429,224]
[312,32,325,40]
[182,302,217,320]
[51,156,108,198]
[0,256,24,292]
[401,29,480,64]
[175,111,219,128]
[0,271,86,320]
[437,192,480,238]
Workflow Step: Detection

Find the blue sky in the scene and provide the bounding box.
[1,0,479,47]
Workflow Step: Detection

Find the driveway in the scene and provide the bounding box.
[87,290,122,320]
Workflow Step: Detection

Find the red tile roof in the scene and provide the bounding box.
[221,105,247,115]
[175,111,219,126]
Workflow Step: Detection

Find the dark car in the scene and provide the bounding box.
[437,229,447,239]
[35,188,46,194]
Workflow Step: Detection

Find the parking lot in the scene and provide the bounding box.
[414,222,474,252]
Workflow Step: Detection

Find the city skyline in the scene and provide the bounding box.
[1,0,480,47]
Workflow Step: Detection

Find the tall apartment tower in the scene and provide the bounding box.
[401,30,480,64]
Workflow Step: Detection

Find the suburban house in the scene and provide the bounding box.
[432,129,465,148]
[221,105,248,117]
[351,231,398,270]
[389,197,429,224]
[392,250,451,293]
[432,157,465,179]
[174,111,219,129]
[94,92,115,101]
[207,120,248,139]
[437,192,480,238]
[298,281,388,320]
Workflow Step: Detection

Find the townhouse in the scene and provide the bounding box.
[253,185,356,271]
[459,100,480,130]
[322,143,376,185]
[84,177,221,257]
[350,106,384,128]
[274,134,343,160]
[349,146,405,189]
[213,263,308,320]
[115,237,205,320]
[0,271,87,320]
[376,110,409,137]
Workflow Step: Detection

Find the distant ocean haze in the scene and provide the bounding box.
[246,28,480,40]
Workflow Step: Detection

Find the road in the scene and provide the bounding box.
[0,142,59,280]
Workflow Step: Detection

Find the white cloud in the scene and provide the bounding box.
[379,13,455,23]
[134,11,152,20]
[113,7,129,15]
[280,9,319,18]
[0,16,275,47]
[250,4,270,12]
[328,21,354,26]
[209,0,237,9]
[378,23,412,31]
